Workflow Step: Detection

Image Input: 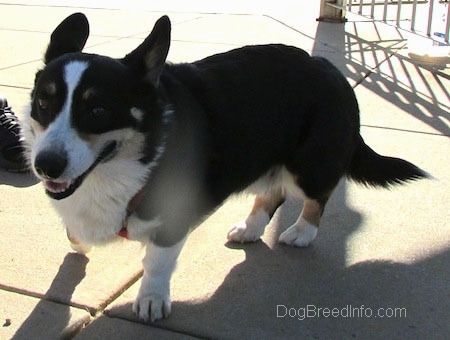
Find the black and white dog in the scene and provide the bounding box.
[23,13,427,322]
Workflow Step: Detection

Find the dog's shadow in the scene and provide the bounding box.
[162,232,449,338]
[109,181,449,339]
[11,253,89,339]
[167,244,450,339]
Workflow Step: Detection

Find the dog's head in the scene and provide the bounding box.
[23,13,172,200]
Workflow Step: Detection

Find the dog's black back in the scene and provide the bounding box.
[163,45,354,199]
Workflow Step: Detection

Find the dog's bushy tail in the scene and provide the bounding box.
[347,135,428,188]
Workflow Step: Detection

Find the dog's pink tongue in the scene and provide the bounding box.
[44,180,70,193]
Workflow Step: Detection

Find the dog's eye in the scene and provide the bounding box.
[38,98,49,110]
[91,106,109,117]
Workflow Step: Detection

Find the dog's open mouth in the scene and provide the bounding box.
[44,141,118,200]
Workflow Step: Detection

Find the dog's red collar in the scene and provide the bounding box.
[118,189,145,239]
[117,226,130,239]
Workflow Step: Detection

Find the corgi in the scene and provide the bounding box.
[22,13,427,322]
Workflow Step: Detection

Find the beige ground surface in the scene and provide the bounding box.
[1,1,449,339]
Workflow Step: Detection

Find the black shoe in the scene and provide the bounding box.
[0,96,28,172]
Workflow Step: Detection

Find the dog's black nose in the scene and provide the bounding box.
[34,150,68,179]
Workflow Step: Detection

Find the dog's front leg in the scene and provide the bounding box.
[133,236,187,322]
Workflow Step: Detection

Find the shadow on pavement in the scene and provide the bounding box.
[160,243,450,339]
[11,253,89,339]
[313,21,449,136]
[108,176,448,338]
[109,177,449,338]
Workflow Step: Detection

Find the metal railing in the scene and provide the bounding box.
[319,0,449,44]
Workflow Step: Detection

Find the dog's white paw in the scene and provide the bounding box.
[133,293,171,322]
[227,210,269,243]
[135,238,186,322]
[67,230,92,254]
[279,219,318,247]
[227,221,261,243]
[69,241,92,255]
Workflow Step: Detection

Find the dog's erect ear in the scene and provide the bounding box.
[44,13,90,64]
[122,15,171,86]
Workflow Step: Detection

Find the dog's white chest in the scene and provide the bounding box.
[51,160,149,244]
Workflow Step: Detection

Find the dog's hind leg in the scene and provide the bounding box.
[279,195,328,247]
[227,189,285,243]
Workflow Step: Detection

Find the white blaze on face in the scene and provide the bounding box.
[31,61,95,181]
[63,61,89,118]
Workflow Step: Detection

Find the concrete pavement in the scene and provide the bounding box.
[1,1,449,339]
